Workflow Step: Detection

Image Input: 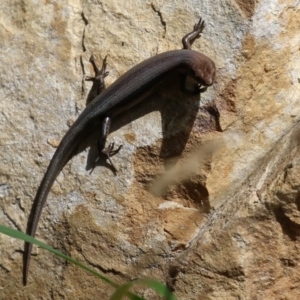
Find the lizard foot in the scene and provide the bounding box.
[101,143,123,173]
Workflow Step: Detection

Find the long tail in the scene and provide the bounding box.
[22,126,81,285]
[23,159,62,285]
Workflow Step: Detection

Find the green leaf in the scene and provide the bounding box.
[110,279,177,300]
[110,282,140,300]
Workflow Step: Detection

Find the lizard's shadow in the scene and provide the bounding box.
[80,74,201,175]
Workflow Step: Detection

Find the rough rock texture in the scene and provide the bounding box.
[0,0,300,299]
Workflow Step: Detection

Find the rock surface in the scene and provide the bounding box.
[0,0,300,299]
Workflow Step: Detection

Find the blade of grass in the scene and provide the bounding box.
[0,224,117,287]
[0,224,144,300]
[110,279,177,300]
[139,279,176,300]
[110,282,139,300]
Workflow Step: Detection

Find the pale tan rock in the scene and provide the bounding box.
[0,0,300,299]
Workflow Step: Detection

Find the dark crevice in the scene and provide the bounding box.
[80,55,86,101]
[165,180,211,211]
[81,12,88,52]
[280,257,296,267]
[50,287,55,300]
[81,11,88,26]
[151,3,167,38]
[215,267,245,279]
[295,190,300,211]
[80,12,89,102]
[16,196,25,212]
[167,265,179,291]
[0,264,10,273]
[273,205,300,241]
[206,104,222,132]
[80,250,127,278]
[3,210,21,231]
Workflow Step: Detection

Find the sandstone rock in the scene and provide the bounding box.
[0,0,299,299]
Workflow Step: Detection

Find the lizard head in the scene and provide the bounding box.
[193,53,216,87]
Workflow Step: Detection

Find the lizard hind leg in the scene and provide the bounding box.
[181,17,205,50]
[96,116,123,174]
[86,56,123,173]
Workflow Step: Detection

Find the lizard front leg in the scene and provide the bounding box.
[85,55,109,96]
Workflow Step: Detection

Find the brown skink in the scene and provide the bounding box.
[23,17,216,284]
